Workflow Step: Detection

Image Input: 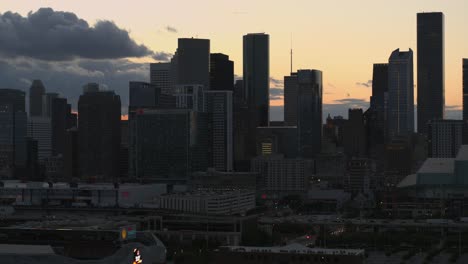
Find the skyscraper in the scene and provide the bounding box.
[150,62,173,95]
[417,12,444,134]
[367,63,388,156]
[51,97,73,156]
[174,84,205,112]
[78,86,121,181]
[29,80,45,117]
[0,89,27,177]
[243,33,269,128]
[387,49,414,139]
[370,63,389,115]
[42,92,59,117]
[296,69,323,158]
[463,59,468,121]
[134,109,208,183]
[27,117,52,162]
[209,53,234,91]
[344,109,367,158]
[284,73,298,126]
[204,90,233,171]
[173,38,210,89]
[427,119,463,158]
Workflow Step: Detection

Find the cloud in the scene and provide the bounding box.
[333,98,369,106]
[0,57,148,115]
[166,26,178,33]
[356,80,372,88]
[445,105,461,110]
[0,8,152,60]
[270,77,283,88]
[270,87,283,100]
[152,51,172,62]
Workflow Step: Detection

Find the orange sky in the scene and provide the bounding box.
[2,0,468,113]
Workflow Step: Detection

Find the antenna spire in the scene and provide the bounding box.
[290,33,293,75]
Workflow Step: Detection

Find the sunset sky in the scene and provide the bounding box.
[1,0,467,120]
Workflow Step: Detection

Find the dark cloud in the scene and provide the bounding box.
[0,58,148,114]
[333,98,369,106]
[270,87,283,100]
[0,8,152,60]
[166,26,178,33]
[152,51,172,62]
[356,80,372,88]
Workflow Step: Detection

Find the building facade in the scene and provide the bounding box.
[417,12,445,134]
[427,119,463,158]
[387,49,414,139]
[210,53,234,91]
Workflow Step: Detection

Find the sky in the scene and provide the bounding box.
[1,0,467,120]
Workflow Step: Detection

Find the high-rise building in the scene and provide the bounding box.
[417,12,444,134]
[0,89,27,178]
[232,80,250,171]
[174,84,205,112]
[64,128,78,180]
[134,109,208,183]
[27,117,52,162]
[129,81,156,109]
[427,120,463,158]
[173,38,210,89]
[29,80,45,117]
[204,90,233,171]
[243,33,269,128]
[343,109,367,158]
[387,49,414,139]
[296,69,323,158]
[256,126,298,158]
[209,53,234,91]
[150,62,173,95]
[51,98,73,156]
[42,92,59,117]
[462,59,468,119]
[78,86,121,181]
[284,73,298,126]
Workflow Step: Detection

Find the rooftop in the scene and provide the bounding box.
[418,158,454,174]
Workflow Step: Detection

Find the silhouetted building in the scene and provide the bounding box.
[204,90,233,171]
[42,92,58,117]
[51,98,73,156]
[370,63,388,142]
[173,38,210,89]
[346,158,371,194]
[284,73,298,126]
[344,109,367,158]
[463,59,468,144]
[233,80,250,170]
[64,128,78,180]
[27,117,52,162]
[210,53,234,91]
[296,70,323,158]
[0,89,27,178]
[243,33,270,163]
[29,80,45,117]
[134,109,208,183]
[256,126,298,158]
[427,119,463,158]
[384,138,412,185]
[24,137,40,180]
[417,12,444,134]
[387,49,414,139]
[120,120,129,180]
[78,86,121,181]
[150,62,173,95]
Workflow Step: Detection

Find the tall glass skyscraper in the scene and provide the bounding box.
[387,49,414,139]
[29,80,45,117]
[463,59,468,121]
[417,12,444,134]
[296,70,322,158]
[243,33,269,161]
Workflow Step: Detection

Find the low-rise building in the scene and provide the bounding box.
[158,190,255,215]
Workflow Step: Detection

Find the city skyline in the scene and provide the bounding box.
[1,1,467,121]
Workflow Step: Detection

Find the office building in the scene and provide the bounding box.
[78,86,121,181]
[42,92,59,117]
[417,12,445,134]
[343,109,367,158]
[150,62,173,95]
[427,119,463,158]
[204,90,233,171]
[0,89,27,177]
[63,128,78,180]
[346,158,371,194]
[387,49,414,139]
[134,109,208,183]
[251,155,313,198]
[210,53,234,91]
[369,63,388,143]
[29,80,45,117]
[463,59,468,144]
[173,38,210,89]
[284,73,298,126]
[256,126,297,158]
[51,97,73,156]
[296,69,323,158]
[27,117,52,162]
[174,84,204,111]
